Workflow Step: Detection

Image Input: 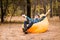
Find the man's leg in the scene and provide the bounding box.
[23,21,29,34]
[27,22,33,30]
[24,21,29,30]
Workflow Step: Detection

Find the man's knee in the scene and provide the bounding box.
[24,21,27,24]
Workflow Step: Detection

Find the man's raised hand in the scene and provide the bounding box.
[45,9,51,16]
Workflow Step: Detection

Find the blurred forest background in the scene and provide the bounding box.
[0,0,60,23]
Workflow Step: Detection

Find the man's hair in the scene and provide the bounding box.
[34,13,40,18]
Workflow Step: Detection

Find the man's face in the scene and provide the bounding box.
[34,15,39,18]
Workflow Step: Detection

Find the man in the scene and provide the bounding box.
[22,9,50,33]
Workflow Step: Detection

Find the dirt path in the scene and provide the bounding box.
[0,18,60,40]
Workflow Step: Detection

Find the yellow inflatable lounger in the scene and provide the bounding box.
[23,14,49,33]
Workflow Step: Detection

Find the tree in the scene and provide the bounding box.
[0,0,8,22]
[32,0,38,18]
[27,0,31,18]
[50,0,53,17]
[43,0,46,14]
[57,0,60,18]
[1,0,4,22]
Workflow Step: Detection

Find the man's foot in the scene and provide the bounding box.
[22,28,28,34]
[24,31,28,34]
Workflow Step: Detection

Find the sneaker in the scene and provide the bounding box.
[22,28,28,34]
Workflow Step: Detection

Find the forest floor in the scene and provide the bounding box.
[0,16,60,40]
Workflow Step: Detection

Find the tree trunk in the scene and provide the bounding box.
[1,0,8,23]
[33,5,36,18]
[43,0,46,14]
[58,6,60,18]
[1,0,4,22]
[27,0,31,18]
[57,0,60,19]
[50,0,53,17]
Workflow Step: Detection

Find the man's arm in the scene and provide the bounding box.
[26,17,33,21]
[40,16,46,21]
[39,9,50,21]
[44,9,51,16]
[22,15,33,21]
